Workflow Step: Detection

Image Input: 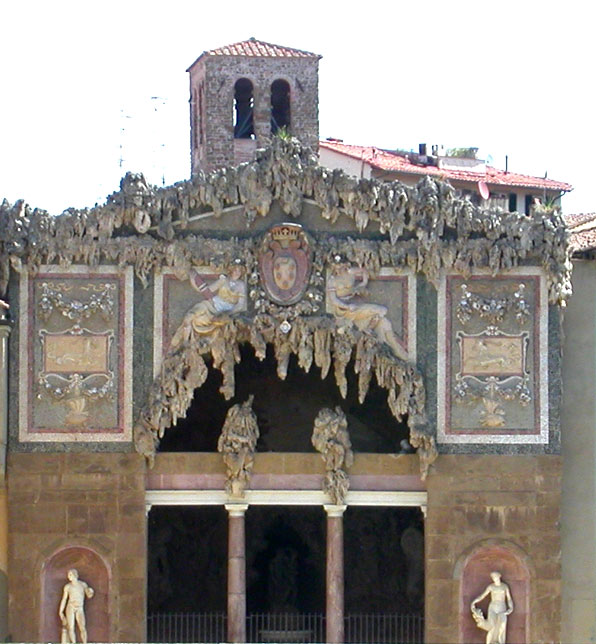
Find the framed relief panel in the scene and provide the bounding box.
[19,266,133,442]
[153,267,248,376]
[437,268,548,444]
[325,267,417,363]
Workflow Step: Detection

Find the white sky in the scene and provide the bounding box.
[1,0,592,215]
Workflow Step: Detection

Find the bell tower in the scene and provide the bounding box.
[187,38,321,175]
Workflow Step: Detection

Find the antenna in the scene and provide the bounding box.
[119,109,132,171]
[151,96,167,186]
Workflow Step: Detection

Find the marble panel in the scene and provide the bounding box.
[19,266,133,442]
[437,268,548,444]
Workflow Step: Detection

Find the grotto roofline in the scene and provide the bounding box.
[0,138,571,304]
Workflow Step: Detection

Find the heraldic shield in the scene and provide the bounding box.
[259,224,312,305]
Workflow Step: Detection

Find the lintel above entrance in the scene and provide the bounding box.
[145,489,427,509]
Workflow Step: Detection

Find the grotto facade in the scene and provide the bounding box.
[0,38,569,643]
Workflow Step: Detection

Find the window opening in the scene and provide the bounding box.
[198,83,204,145]
[271,79,291,134]
[234,78,254,139]
[524,194,533,215]
[508,193,517,212]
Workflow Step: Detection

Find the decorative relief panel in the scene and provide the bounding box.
[154,266,248,375]
[325,266,416,363]
[154,264,415,374]
[437,269,548,444]
[19,266,133,442]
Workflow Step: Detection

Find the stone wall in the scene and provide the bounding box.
[425,455,561,643]
[7,453,146,642]
[190,55,319,173]
[561,259,596,642]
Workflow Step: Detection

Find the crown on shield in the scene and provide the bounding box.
[271,225,301,246]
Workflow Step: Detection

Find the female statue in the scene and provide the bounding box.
[326,263,406,360]
[470,571,514,644]
[170,265,246,348]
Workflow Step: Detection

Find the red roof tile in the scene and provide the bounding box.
[189,38,320,69]
[320,141,572,193]
[565,213,596,252]
[565,212,596,229]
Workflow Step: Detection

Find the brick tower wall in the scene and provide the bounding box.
[190,55,319,174]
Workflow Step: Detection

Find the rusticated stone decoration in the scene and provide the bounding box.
[136,299,436,476]
[258,223,312,305]
[438,269,548,444]
[1,137,569,464]
[470,571,514,644]
[217,395,260,498]
[19,266,133,442]
[0,138,571,305]
[312,406,354,504]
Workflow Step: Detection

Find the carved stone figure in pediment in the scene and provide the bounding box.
[471,571,514,644]
[218,395,260,497]
[326,262,407,361]
[170,265,247,350]
[312,406,354,504]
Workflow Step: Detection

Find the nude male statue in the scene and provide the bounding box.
[58,569,94,644]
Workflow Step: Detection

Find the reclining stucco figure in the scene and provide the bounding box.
[326,263,407,361]
[58,568,95,644]
[170,265,247,348]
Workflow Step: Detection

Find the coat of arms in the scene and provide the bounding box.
[259,224,312,305]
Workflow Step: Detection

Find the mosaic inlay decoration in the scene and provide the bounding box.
[437,269,548,444]
[19,266,133,442]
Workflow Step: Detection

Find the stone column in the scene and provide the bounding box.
[0,307,11,641]
[325,504,346,644]
[226,503,248,643]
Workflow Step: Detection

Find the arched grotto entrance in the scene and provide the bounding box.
[158,343,410,454]
[146,343,425,643]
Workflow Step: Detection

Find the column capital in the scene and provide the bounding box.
[225,503,249,517]
[324,504,347,517]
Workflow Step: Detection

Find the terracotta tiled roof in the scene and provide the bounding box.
[320,141,572,193]
[189,38,320,69]
[565,213,596,252]
[565,212,596,229]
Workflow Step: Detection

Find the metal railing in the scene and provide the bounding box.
[345,612,424,643]
[247,612,325,642]
[147,611,226,642]
[147,611,424,643]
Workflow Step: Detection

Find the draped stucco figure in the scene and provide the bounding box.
[218,395,260,497]
[312,406,354,504]
[471,571,514,644]
[170,265,246,349]
[58,569,94,644]
[326,263,407,360]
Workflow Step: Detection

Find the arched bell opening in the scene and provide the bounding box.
[158,343,410,454]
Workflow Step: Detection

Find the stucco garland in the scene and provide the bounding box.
[1,138,571,304]
[134,312,436,477]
